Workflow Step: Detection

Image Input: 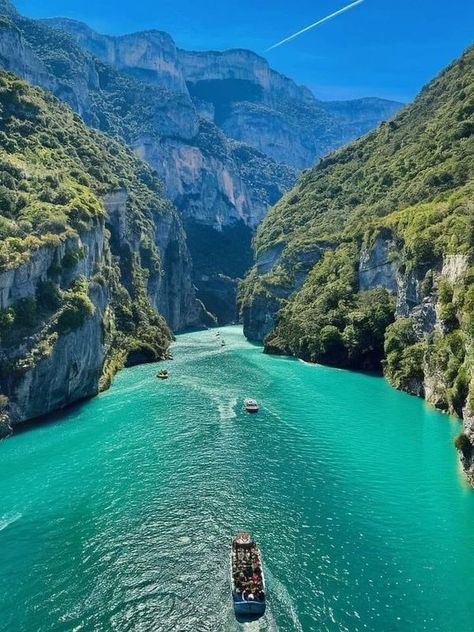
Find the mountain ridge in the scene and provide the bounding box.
[44,15,402,169]
[239,45,474,477]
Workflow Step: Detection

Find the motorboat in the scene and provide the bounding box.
[244,398,259,413]
[231,532,266,617]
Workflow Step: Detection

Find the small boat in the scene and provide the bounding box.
[156,370,169,380]
[244,398,259,414]
[231,532,266,618]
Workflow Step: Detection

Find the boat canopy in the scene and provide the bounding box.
[233,532,255,548]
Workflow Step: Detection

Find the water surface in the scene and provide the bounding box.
[1,326,473,631]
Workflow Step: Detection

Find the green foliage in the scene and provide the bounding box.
[230,141,297,207]
[56,282,95,334]
[384,319,419,356]
[454,432,472,458]
[36,280,61,312]
[242,46,474,418]
[383,320,426,391]
[0,69,174,386]
[266,245,396,369]
[61,247,84,269]
[0,307,14,331]
[255,46,474,259]
[0,71,172,272]
[13,297,37,327]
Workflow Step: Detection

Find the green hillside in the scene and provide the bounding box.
[241,46,474,419]
[0,71,175,388]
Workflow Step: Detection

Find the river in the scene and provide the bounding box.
[1,326,473,631]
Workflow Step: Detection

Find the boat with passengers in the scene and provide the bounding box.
[231,532,266,617]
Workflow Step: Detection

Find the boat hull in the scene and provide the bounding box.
[232,593,266,616]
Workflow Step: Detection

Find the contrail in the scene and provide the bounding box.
[266,0,365,52]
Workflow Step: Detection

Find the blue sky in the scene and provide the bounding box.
[15,0,474,103]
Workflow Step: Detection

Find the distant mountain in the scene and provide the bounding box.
[240,47,474,474]
[45,17,403,171]
[0,0,401,321]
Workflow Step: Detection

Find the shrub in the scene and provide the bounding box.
[14,297,37,327]
[454,432,472,459]
[0,307,15,331]
[56,290,95,333]
[61,247,85,269]
[384,319,418,356]
[37,280,62,312]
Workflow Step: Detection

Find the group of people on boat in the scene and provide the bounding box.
[232,544,265,602]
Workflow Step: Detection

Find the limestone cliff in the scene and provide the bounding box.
[0,8,299,320]
[0,223,109,423]
[0,71,200,428]
[240,47,473,475]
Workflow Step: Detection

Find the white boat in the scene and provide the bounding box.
[244,398,259,414]
[231,532,266,618]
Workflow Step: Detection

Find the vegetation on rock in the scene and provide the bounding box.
[0,70,175,409]
[242,46,474,420]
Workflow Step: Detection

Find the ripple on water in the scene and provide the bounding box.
[0,326,474,632]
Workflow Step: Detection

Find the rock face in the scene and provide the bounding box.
[0,1,404,340]
[0,7,396,321]
[0,67,203,428]
[240,45,473,478]
[180,49,402,169]
[7,282,108,423]
[0,9,304,320]
[0,188,198,426]
[49,20,188,94]
[461,405,474,484]
[358,234,398,294]
[0,221,108,423]
[358,235,469,404]
[101,190,201,331]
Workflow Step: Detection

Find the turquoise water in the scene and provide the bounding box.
[1,326,473,632]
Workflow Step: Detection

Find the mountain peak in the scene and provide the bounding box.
[0,0,17,17]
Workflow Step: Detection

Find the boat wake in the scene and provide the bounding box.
[0,512,22,533]
[218,396,238,420]
[263,568,304,632]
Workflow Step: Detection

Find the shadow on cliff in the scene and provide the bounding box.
[10,396,95,438]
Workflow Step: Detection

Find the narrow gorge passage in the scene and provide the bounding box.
[0,327,473,632]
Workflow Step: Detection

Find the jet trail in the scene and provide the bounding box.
[266,0,365,52]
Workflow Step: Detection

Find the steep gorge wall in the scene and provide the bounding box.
[0,222,109,425]
[239,46,473,478]
[0,8,298,321]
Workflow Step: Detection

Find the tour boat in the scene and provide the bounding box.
[244,398,259,413]
[156,370,169,380]
[231,532,266,618]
